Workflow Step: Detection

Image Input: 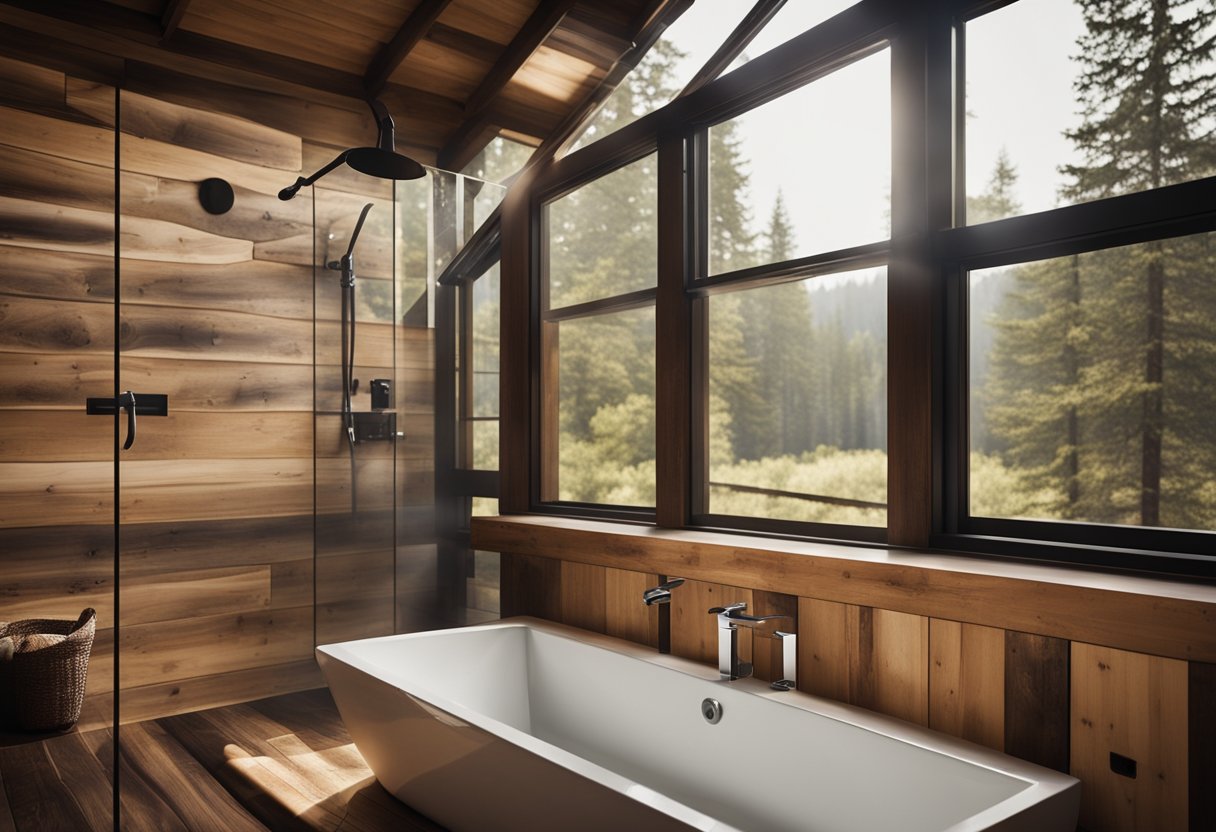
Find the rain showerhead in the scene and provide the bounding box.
[279,99,425,200]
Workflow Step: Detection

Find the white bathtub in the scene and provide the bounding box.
[317,618,1078,832]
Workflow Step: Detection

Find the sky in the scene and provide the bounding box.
[626,0,1094,256]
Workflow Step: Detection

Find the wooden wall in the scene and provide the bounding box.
[496,546,1215,832]
[0,53,438,726]
[0,57,119,731]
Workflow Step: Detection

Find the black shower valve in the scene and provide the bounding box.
[371,378,392,410]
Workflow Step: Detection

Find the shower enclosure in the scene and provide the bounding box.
[0,70,504,825]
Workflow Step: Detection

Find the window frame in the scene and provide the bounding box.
[500,0,1216,578]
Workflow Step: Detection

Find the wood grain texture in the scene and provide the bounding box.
[119,606,313,688]
[929,619,1004,751]
[559,560,606,633]
[1004,630,1070,773]
[121,566,271,625]
[500,552,561,620]
[797,598,928,725]
[604,567,659,647]
[1070,642,1188,832]
[472,516,1216,663]
[119,660,322,726]
[1191,661,1216,831]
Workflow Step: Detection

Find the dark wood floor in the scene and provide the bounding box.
[0,689,446,831]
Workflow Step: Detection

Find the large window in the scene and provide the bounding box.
[968,235,1216,533]
[541,155,658,511]
[708,269,887,529]
[511,0,1216,574]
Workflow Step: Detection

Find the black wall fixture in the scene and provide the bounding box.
[198,177,234,214]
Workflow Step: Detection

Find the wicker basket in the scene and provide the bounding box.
[0,608,96,732]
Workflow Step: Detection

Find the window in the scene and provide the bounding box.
[707,48,890,275]
[462,262,499,471]
[708,268,887,528]
[967,232,1216,534]
[541,156,658,512]
[513,0,1216,574]
[965,0,1216,223]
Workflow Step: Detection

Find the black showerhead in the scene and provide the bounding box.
[278,99,425,200]
[345,146,425,180]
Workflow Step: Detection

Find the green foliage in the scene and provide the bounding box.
[978,0,1216,530]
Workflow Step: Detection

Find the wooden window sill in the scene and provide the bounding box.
[471,514,1216,663]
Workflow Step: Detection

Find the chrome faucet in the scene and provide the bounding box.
[642,577,684,654]
[709,602,797,690]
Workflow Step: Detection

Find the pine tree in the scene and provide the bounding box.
[986,0,1216,527]
[967,147,1020,224]
[1061,0,1216,525]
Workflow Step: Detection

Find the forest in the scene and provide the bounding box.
[481,0,1216,533]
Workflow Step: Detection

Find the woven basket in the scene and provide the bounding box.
[0,608,96,732]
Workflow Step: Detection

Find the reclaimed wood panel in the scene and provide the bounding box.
[0,104,114,167]
[929,619,1005,752]
[119,660,322,726]
[0,410,310,462]
[472,517,1216,663]
[0,54,66,111]
[797,598,929,725]
[1071,643,1188,832]
[559,560,606,633]
[0,196,251,263]
[72,81,302,171]
[0,461,114,528]
[1004,630,1070,772]
[120,304,311,364]
[120,459,314,524]
[0,245,114,303]
[797,596,850,703]
[500,552,561,620]
[121,566,272,626]
[121,516,313,575]
[603,566,658,647]
[120,259,313,318]
[1191,661,1216,830]
[0,354,312,412]
[119,606,313,688]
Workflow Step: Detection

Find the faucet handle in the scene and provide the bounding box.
[709,602,791,626]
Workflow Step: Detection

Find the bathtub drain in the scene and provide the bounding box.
[701,698,723,724]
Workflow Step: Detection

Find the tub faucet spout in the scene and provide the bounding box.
[642,577,684,654]
[709,602,794,684]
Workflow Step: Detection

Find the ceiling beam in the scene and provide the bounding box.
[159,0,191,42]
[363,0,453,98]
[677,0,787,98]
[462,0,576,119]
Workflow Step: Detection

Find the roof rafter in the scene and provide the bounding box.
[159,0,191,42]
[463,0,576,119]
[363,0,453,98]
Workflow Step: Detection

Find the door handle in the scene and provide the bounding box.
[85,392,168,450]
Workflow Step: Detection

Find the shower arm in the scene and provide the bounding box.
[278,101,398,201]
[278,151,351,201]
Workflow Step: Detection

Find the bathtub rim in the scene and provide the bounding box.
[317,616,1079,832]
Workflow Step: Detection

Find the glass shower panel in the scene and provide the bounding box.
[314,177,396,645]
[0,74,116,756]
[116,87,318,726]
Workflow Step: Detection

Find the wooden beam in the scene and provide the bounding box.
[159,0,191,41]
[471,515,1216,664]
[464,0,576,119]
[363,0,453,98]
[677,0,787,98]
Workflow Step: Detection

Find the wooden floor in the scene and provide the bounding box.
[0,689,446,831]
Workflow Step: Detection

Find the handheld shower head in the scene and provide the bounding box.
[279,100,425,200]
[325,203,375,275]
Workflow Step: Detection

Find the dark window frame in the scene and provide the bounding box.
[512,0,1216,578]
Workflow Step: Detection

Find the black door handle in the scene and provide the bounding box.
[85,392,169,450]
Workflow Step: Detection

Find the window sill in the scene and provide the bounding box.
[471,514,1216,663]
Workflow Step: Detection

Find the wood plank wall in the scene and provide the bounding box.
[501,552,1215,832]
[0,54,435,725]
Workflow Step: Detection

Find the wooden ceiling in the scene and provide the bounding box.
[0,0,682,170]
